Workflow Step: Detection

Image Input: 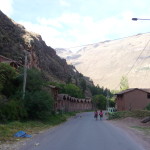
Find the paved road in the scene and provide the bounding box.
[19,112,144,150]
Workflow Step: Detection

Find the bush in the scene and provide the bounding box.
[63,84,84,98]
[145,103,150,110]
[0,63,18,97]
[108,110,150,120]
[108,112,125,120]
[16,68,44,92]
[0,100,27,122]
[24,90,54,120]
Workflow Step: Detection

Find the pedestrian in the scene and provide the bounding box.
[94,110,98,120]
[99,110,103,120]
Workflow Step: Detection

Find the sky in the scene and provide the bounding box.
[0,0,150,52]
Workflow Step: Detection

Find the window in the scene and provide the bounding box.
[147,93,150,99]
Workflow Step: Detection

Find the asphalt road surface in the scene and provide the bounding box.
[19,112,144,150]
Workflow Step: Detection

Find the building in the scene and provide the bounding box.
[45,85,93,112]
[0,55,22,69]
[115,88,150,111]
[56,94,92,112]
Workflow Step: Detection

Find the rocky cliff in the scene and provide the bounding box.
[0,10,86,84]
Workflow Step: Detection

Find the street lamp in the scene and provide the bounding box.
[132,18,150,21]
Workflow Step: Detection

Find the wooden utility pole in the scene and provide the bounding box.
[22,50,28,99]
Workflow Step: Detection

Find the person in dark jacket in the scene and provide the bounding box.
[99,110,103,120]
[94,110,98,120]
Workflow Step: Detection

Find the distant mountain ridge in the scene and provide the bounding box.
[56,33,150,90]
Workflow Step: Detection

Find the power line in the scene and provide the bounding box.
[114,39,150,90]
[129,45,150,87]
[126,39,150,77]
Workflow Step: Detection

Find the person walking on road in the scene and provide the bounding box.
[99,110,103,120]
[94,110,98,120]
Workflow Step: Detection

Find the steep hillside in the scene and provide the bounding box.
[0,11,77,83]
[56,33,150,90]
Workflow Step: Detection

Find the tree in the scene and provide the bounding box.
[14,67,45,97]
[120,76,129,91]
[17,68,54,120]
[93,94,106,110]
[26,68,44,92]
[0,63,18,97]
[63,84,84,98]
[80,79,86,93]
[24,90,54,120]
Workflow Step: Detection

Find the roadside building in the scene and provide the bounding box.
[48,85,59,100]
[115,88,150,111]
[56,94,92,112]
[0,55,22,69]
[43,84,93,112]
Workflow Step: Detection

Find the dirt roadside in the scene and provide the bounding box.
[108,117,150,150]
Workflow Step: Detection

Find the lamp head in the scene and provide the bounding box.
[132,18,138,21]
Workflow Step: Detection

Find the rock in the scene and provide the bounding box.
[34,143,40,146]
[141,116,150,123]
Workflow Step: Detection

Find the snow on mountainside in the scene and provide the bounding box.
[56,33,150,90]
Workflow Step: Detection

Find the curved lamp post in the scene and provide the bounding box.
[132,18,150,21]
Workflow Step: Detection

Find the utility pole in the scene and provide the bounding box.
[106,91,109,111]
[22,50,28,99]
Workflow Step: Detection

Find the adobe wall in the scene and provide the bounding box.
[116,89,150,111]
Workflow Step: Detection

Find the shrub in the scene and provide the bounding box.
[145,103,150,110]
[17,68,44,92]
[0,100,27,122]
[108,110,150,120]
[63,84,84,98]
[24,90,54,120]
[0,63,18,97]
[108,112,124,120]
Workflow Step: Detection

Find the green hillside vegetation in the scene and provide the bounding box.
[108,110,150,120]
[0,63,55,122]
[48,82,84,98]
[0,64,86,122]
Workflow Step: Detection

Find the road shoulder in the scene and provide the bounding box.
[108,117,150,150]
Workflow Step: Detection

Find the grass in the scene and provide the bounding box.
[131,126,150,135]
[0,112,76,143]
[108,110,150,120]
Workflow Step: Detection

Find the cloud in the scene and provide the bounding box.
[37,18,62,28]
[0,0,14,16]
[18,21,62,48]
[18,11,150,51]
[59,0,70,7]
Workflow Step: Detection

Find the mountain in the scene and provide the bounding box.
[55,48,73,59]
[0,10,93,94]
[56,33,150,90]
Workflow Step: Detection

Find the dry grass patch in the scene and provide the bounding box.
[0,112,76,144]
